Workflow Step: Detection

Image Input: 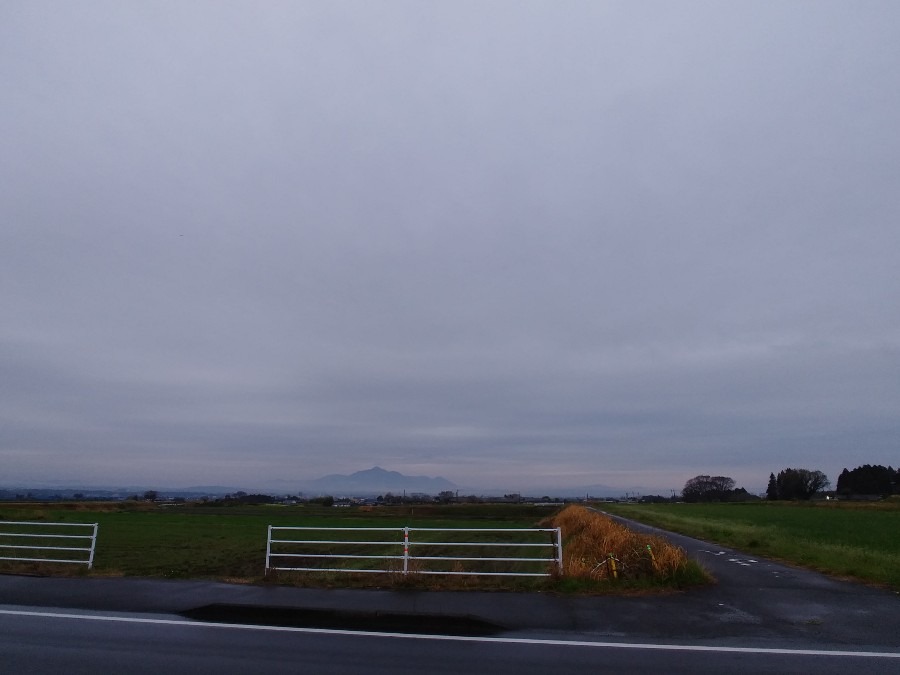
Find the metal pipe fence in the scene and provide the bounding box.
[0,521,98,568]
[265,526,562,577]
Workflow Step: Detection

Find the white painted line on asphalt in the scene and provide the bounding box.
[1,608,898,659]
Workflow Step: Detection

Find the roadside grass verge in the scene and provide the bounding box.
[0,501,710,592]
[599,501,900,590]
[543,505,710,591]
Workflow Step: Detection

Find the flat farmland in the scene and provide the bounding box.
[0,502,561,585]
[600,500,900,590]
[0,502,708,592]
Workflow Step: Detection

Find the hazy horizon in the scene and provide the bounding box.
[0,462,849,500]
[3,2,898,495]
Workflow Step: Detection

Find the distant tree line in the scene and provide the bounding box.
[681,462,900,503]
[836,465,898,497]
[681,466,834,502]
[765,468,830,500]
[681,475,757,503]
[204,491,279,506]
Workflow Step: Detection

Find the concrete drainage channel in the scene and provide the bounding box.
[179,604,507,637]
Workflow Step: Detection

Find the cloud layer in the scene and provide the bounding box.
[2,1,899,493]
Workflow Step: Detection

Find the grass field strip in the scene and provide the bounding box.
[266,525,563,576]
[600,502,900,590]
[0,521,98,568]
[1,608,898,659]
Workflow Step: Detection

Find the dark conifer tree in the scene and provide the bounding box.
[766,473,778,500]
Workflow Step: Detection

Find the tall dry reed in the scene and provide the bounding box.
[544,505,690,581]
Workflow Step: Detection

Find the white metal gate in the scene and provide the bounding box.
[266,526,562,577]
[0,521,98,568]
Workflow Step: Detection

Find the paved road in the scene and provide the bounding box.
[1,605,898,674]
[596,509,900,648]
[1,514,898,673]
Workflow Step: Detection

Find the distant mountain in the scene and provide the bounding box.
[299,466,456,496]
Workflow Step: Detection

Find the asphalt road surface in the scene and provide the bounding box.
[1,606,898,675]
[1,514,898,674]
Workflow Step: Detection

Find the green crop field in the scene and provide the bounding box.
[0,501,710,592]
[0,502,562,588]
[600,500,900,590]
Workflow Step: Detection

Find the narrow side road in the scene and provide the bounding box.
[596,509,900,648]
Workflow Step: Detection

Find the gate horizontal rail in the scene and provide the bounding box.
[266,526,562,577]
[0,521,98,568]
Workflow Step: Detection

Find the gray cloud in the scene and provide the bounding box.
[2,1,899,493]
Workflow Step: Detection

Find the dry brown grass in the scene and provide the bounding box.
[544,505,692,582]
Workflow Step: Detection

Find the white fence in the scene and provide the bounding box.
[0,521,98,568]
[266,526,562,577]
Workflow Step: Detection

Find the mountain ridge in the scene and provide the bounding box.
[300,466,457,496]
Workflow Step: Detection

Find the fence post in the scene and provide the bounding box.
[87,523,98,569]
[607,553,618,579]
[555,527,563,574]
[265,525,272,576]
[403,527,409,574]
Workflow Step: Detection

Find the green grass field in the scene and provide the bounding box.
[599,500,900,590]
[0,501,709,592]
[0,502,562,587]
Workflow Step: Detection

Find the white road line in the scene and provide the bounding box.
[1,608,898,658]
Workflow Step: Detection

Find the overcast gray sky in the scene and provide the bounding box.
[2,1,898,494]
